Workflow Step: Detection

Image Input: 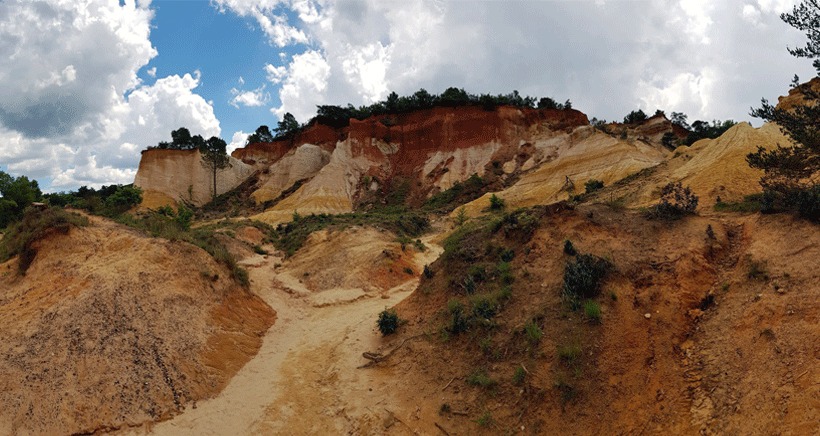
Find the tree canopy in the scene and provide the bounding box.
[274,113,301,139]
[0,171,42,229]
[200,136,231,201]
[246,125,274,144]
[748,0,820,221]
[152,127,206,150]
[622,109,648,124]
[306,88,570,131]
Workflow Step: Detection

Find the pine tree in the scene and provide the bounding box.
[748,1,820,221]
[200,137,231,201]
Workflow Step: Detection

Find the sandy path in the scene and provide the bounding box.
[130,233,443,435]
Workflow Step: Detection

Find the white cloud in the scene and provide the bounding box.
[230,84,271,108]
[264,63,288,84]
[227,131,250,155]
[755,0,799,14]
[742,4,763,25]
[340,42,391,103]
[146,66,157,78]
[637,70,717,117]
[0,0,156,138]
[212,0,310,47]
[678,0,715,44]
[220,0,816,127]
[269,49,331,121]
[0,1,220,191]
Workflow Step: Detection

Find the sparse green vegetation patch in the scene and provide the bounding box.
[714,193,763,213]
[272,210,430,257]
[0,207,88,274]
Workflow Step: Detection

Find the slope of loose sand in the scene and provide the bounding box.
[0,215,274,435]
[458,128,668,216]
[138,224,444,435]
[581,122,794,211]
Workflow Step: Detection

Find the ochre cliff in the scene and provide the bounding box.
[134,149,255,207]
[244,106,603,223]
[133,104,687,222]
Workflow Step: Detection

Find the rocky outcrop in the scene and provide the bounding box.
[458,126,669,216]
[250,144,332,204]
[134,149,254,207]
[775,76,820,111]
[247,106,592,223]
[667,122,791,205]
[134,104,686,221]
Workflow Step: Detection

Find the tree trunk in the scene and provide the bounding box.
[212,166,217,201]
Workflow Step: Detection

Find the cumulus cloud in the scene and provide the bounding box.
[0,1,220,191]
[227,131,250,155]
[212,0,309,47]
[230,85,271,108]
[0,0,155,138]
[269,49,331,121]
[220,0,814,126]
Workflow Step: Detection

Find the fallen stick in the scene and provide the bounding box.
[358,334,424,369]
[441,377,456,391]
[435,422,451,435]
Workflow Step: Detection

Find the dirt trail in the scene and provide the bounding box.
[133,232,444,435]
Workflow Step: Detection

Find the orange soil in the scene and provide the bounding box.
[0,215,274,435]
[379,205,819,435]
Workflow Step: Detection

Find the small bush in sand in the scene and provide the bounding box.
[377,308,401,335]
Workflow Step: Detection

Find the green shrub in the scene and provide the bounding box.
[454,207,468,226]
[468,264,487,282]
[662,132,678,149]
[492,208,539,242]
[462,275,477,294]
[555,380,577,404]
[423,264,433,279]
[448,300,470,334]
[489,193,505,210]
[623,109,648,124]
[647,182,699,220]
[563,253,611,305]
[563,239,577,256]
[442,220,485,261]
[499,248,515,262]
[513,366,527,385]
[497,261,514,284]
[156,205,175,216]
[524,320,543,345]
[174,204,194,230]
[474,411,493,427]
[747,260,769,281]
[104,184,142,213]
[0,207,88,274]
[558,343,582,364]
[472,294,498,319]
[795,185,820,222]
[714,193,763,213]
[377,308,401,335]
[583,300,602,323]
[467,369,497,388]
[584,179,604,194]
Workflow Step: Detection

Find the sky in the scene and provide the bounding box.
[0,0,816,192]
